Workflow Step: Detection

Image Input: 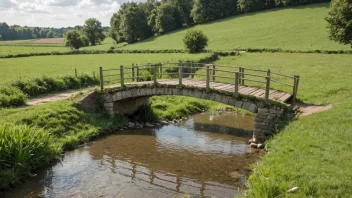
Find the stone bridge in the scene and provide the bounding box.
[99,63,300,148]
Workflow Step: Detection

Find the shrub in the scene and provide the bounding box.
[183,30,208,53]
[0,124,61,188]
[0,86,28,108]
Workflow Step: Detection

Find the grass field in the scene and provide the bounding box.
[0,53,210,84]
[123,3,349,51]
[0,38,117,56]
[0,38,64,45]
[190,53,352,197]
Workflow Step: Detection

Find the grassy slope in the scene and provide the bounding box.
[202,53,352,197]
[123,3,349,51]
[0,53,209,84]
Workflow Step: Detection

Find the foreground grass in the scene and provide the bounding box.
[0,53,210,84]
[123,3,349,51]
[203,53,352,197]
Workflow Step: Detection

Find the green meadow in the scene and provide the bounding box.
[123,3,349,51]
[0,53,210,84]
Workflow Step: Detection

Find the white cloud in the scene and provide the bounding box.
[0,0,141,27]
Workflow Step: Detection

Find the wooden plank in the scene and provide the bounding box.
[215,84,233,91]
[241,87,258,95]
[247,87,261,95]
[251,89,265,97]
[278,93,292,102]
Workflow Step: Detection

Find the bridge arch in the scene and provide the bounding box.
[98,62,299,148]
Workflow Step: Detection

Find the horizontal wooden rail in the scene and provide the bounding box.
[99,62,300,105]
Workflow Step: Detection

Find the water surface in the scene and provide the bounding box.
[2,111,260,198]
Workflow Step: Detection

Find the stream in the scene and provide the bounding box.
[2,111,261,198]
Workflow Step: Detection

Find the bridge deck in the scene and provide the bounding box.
[106,78,292,103]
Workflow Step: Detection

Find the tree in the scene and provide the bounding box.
[155,2,182,34]
[81,35,90,47]
[46,31,54,38]
[191,0,237,24]
[326,0,352,47]
[237,0,265,12]
[111,2,151,43]
[64,30,84,49]
[0,34,2,41]
[183,29,208,53]
[83,18,106,46]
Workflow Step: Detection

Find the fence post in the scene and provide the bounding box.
[241,68,245,85]
[212,64,216,82]
[136,64,139,82]
[153,65,158,86]
[75,68,78,77]
[206,66,210,92]
[191,62,194,79]
[235,72,239,97]
[265,76,271,101]
[267,69,271,78]
[132,64,135,82]
[179,65,183,86]
[120,65,125,88]
[99,66,104,91]
[292,75,300,105]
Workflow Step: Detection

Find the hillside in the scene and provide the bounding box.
[123,3,350,51]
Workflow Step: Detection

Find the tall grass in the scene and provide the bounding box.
[0,86,28,107]
[0,124,61,188]
[11,74,99,98]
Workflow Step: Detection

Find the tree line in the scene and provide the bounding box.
[0,22,109,41]
[109,0,330,44]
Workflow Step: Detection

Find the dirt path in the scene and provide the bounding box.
[297,104,333,117]
[28,90,84,105]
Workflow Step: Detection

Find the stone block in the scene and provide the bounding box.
[112,93,118,101]
[258,108,269,113]
[152,88,157,95]
[270,109,278,114]
[248,103,257,113]
[130,89,137,97]
[221,96,229,104]
[182,89,188,96]
[215,94,223,103]
[235,101,243,108]
[104,102,114,108]
[201,92,210,100]
[104,94,113,102]
[228,98,236,106]
[194,90,202,98]
[242,102,251,111]
[210,93,217,101]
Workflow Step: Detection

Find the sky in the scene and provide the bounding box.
[0,0,145,27]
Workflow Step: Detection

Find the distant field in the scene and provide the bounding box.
[0,38,64,45]
[123,3,350,51]
[0,37,117,55]
[0,53,210,84]
[0,46,70,55]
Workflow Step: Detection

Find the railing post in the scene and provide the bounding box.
[241,68,245,85]
[178,65,183,86]
[267,69,271,78]
[136,64,139,82]
[212,64,216,82]
[292,75,300,105]
[235,72,239,97]
[160,63,163,79]
[120,65,125,88]
[153,64,158,86]
[265,76,271,101]
[99,66,104,91]
[132,64,135,82]
[190,62,194,79]
[206,66,210,92]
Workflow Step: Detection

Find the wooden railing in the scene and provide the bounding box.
[100,62,300,104]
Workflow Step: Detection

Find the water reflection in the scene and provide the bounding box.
[2,111,259,198]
